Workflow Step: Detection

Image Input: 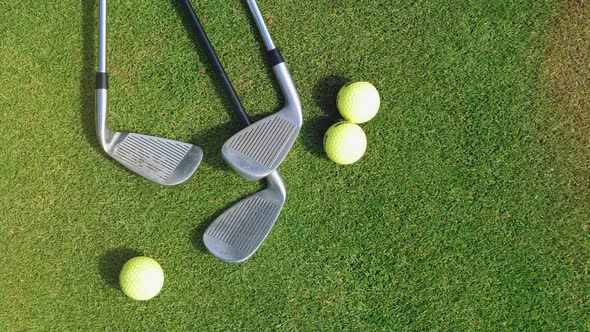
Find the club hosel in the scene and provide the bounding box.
[266,171,286,199]
[96,87,113,153]
[272,63,302,124]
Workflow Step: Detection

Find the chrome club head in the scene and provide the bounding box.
[221,100,301,181]
[203,171,285,263]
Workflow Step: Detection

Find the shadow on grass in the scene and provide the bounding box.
[98,248,143,290]
[80,0,99,151]
[299,75,349,159]
[314,75,348,119]
[188,121,241,172]
[192,219,210,254]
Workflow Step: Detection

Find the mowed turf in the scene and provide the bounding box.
[0,0,588,330]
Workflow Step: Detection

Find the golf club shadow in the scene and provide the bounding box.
[80,0,100,151]
[192,217,212,254]
[188,121,242,171]
[98,248,143,290]
[190,110,284,172]
[314,75,348,118]
[299,75,349,159]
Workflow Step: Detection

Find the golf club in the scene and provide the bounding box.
[96,0,203,186]
[180,0,286,263]
[220,0,302,181]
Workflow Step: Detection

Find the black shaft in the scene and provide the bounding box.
[180,0,251,127]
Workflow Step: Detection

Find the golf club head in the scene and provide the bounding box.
[204,171,285,263]
[96,89,203,186]
[105,131,203,186]
[221,64,302,181]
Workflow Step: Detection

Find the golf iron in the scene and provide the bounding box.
[220,0,302,181]
[96,0,203,185]
[180,0,286,263]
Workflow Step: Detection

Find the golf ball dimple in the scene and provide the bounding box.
[323,121,367,165]
[337,82,380,124]
[119,256,164,301]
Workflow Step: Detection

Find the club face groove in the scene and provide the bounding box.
[108,132,203,186]
[203,191,284,263]
[222,113,299,181]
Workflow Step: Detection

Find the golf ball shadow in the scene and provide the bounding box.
[300,75,350,159]
[314,75,349,117]
[98,248,142,290]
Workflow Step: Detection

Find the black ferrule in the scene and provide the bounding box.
[266,48,284,67]
[96,72,108,89]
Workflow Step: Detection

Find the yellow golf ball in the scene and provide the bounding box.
[337,82,380,124]
[119,256,164,301]
[323,121,367,165]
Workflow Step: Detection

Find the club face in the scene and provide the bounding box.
[203,187,285,263]
[107,132,203,186]
[221,111,300,181]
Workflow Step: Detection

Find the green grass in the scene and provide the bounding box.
[1,0,588,330]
